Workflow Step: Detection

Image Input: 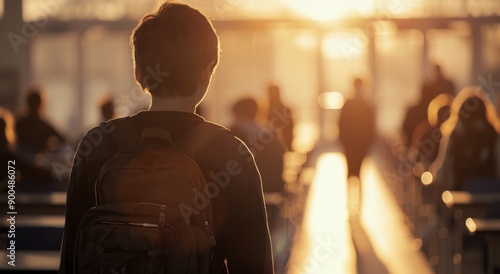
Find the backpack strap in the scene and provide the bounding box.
[175,121,230,252]
[109,117,141,149]
[175,122,230,159]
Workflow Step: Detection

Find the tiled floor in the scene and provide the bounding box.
[286,152,434,274]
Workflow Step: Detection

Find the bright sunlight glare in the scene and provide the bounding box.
[318,92,345,110]
[283,0,375,21]
[286,153,355,274]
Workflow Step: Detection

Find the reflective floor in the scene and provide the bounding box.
[287,153,434,274]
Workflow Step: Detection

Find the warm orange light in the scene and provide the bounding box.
[421,171,433,186]
[294,32,317,50]
[293,123,320,153]
[442,191,453,205]
[465,218,477,234]
[283,0,375,21]
[286,153,355,274]
[318,92,345,110]
[322,34,365,59]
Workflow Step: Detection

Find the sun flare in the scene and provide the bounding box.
[283,0,375,21]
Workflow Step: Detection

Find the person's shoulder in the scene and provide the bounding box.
[203,121,244,152]
[75,117,127,160]
[81,117,127,141]
[210,136,262,190]
[199,121,259,176]
[14,114,31,128]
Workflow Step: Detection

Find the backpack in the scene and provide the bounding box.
[74,118,229,274]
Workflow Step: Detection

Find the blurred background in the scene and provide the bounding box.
[1,0,500,273]
[1,0,498,146]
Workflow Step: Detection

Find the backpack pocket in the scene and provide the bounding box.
[88,221,178,274]
[75,204,186,274]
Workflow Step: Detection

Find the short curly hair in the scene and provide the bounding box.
[131,2,220,97]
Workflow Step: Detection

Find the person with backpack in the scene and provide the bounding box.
[59,2,274,273]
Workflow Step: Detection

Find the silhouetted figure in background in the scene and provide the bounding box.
[15,86,66,154]
[339,78,376,217]
[409,94,453,168]
[267,84,294,151]
[99,96,115,121]
[339,78,376,179]
[402,84,435,147]
[0,108,56,192]
[231,97,285,194]
[432,88,499,191]
[430,64,455,96]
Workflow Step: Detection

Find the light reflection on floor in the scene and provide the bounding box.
[360,157,433,274]
[286,153,434,274]
[286,152,356,274]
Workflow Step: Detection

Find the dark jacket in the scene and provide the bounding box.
[339,97,376,154]
[59,111,274,274]
[231,121,285,193]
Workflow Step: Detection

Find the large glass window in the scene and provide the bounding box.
[206,28,320,151]
[23,0,500,147]
[375,28,424,134]
[31,32,79,140]
[483,24,500,73]
[427,27,472,89]
[81,27,147,130]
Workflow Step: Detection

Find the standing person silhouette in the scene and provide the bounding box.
[1,108,55,192]
[59,2,274,273]
[266,84,294,151]
[15,86,66,154]
[98,96,116,122]
[402,84,436,147]
[338,78,376,215]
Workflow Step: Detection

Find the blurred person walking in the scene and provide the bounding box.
[266,84,294,151]
[338,78,376,215]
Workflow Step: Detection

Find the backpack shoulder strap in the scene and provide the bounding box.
[175,121,230,159]
[108,117,141,150]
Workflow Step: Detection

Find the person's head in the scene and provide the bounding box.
[131,2,220,104]
[441,87,499,135]
[268,83,281,104]
[233,97,258,121]
[24,86,45,115]
[0,108,15,151]
[99,96,115,121]
[458,97,488,126]
[353,77,363,95]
